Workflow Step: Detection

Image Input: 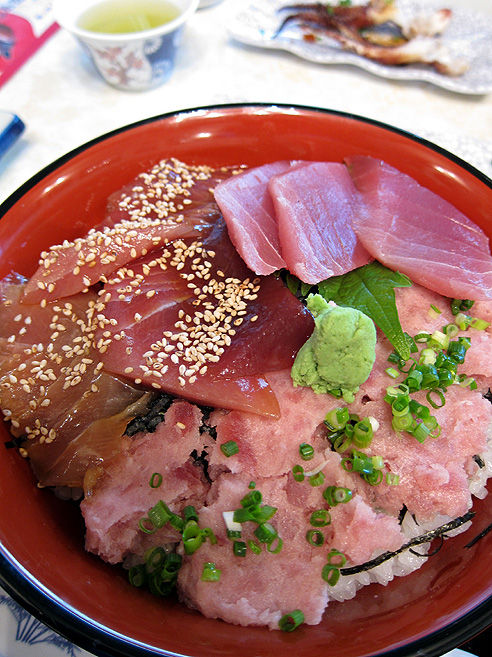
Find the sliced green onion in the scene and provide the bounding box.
[324,407,350,431]
[392,413,413,432]
[470,317,490,330]
[426,389,446,408]
[419,348,437,366]
[149,472,163,488]
[352,418,373,448]
[387,351,401,364]
[454,312,472,330]
[457,374,477,390]
[447,339,469,363]
[279,609,305,632]
[414,332,431,343]
[220,440,239,457]
[183,505,198,523]
[321,565,340,586]
[310,509,331,527]
[202,527,217,545]
[385,367,400,379]
[201,562,221,582]
[227,529,242,539]
[299,442,315,460]
[306,529,324,546]
[372,455,384,469]
[267,536,283,553]
[254,522,277,544]
[429,304,442,317]
[386,472,400,486]
[428,330,449,350]
[145,546,167,572]
[148,500,172,529]
[412,422,431,444]
[248,481,256,489]
[442,323,459,338]
[327,549,347,567]
[233,540,247,557]
[162,553,182,579]
[408,399,430,419]
[292,465,305,482]
[251,505,277,524]
[451,298,474,315]
[138,517,156,534]
[240,490,262,508]
[404,369,423,392]
[309,471,325,487]
[391,394,410,416]
[233,507,255,523]
[323,486,352,506]
[128,564,146,587]
[248,539,262,554]
[183,521,204,555]
[332,432,353,453]
[364,469,383,486]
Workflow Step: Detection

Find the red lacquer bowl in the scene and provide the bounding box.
[0,104,490,657]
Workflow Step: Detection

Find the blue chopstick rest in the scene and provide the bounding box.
[0,111,25,158]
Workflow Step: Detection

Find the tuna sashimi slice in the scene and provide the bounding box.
[269,162,372,284]
[22,159,234,304]
[346,155,492,300]
[97,220,313,417]
[82,400,209,563]
[346,155,490,253]
[214,162,290,275]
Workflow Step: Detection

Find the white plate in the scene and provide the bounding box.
[229,0,492,95]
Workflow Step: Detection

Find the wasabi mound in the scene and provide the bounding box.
[291,294,376,401]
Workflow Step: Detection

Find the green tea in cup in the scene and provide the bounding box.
[77,0,181,34]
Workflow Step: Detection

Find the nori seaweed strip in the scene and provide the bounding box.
[4,435,24,449]
[340,511,475,576]
[409,535,444,558]
[473,454,485,469]
[198,405,217,440]
[397,505,408,525]
[191,448,212,483]
[464,522,492,549]
[125,393,174,436]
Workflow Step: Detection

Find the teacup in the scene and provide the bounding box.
[54,0,199,91]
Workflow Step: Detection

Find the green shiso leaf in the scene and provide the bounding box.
[317,262,412,360]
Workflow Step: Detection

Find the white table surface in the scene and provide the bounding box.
[0,0,491,655]
[1,0,492,205]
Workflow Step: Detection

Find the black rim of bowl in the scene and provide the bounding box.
[0,102,491,657]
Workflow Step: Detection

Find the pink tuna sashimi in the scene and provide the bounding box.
[347,155,490,253]
[178,473,330,629]
[97,220,313,417]
[214,161,290,275]
[82,400,209,564]
[268,161,372,284]
[345,155,492,300]
[22,159,233,304]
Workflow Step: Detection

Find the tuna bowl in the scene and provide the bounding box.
[0,104,490,657]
